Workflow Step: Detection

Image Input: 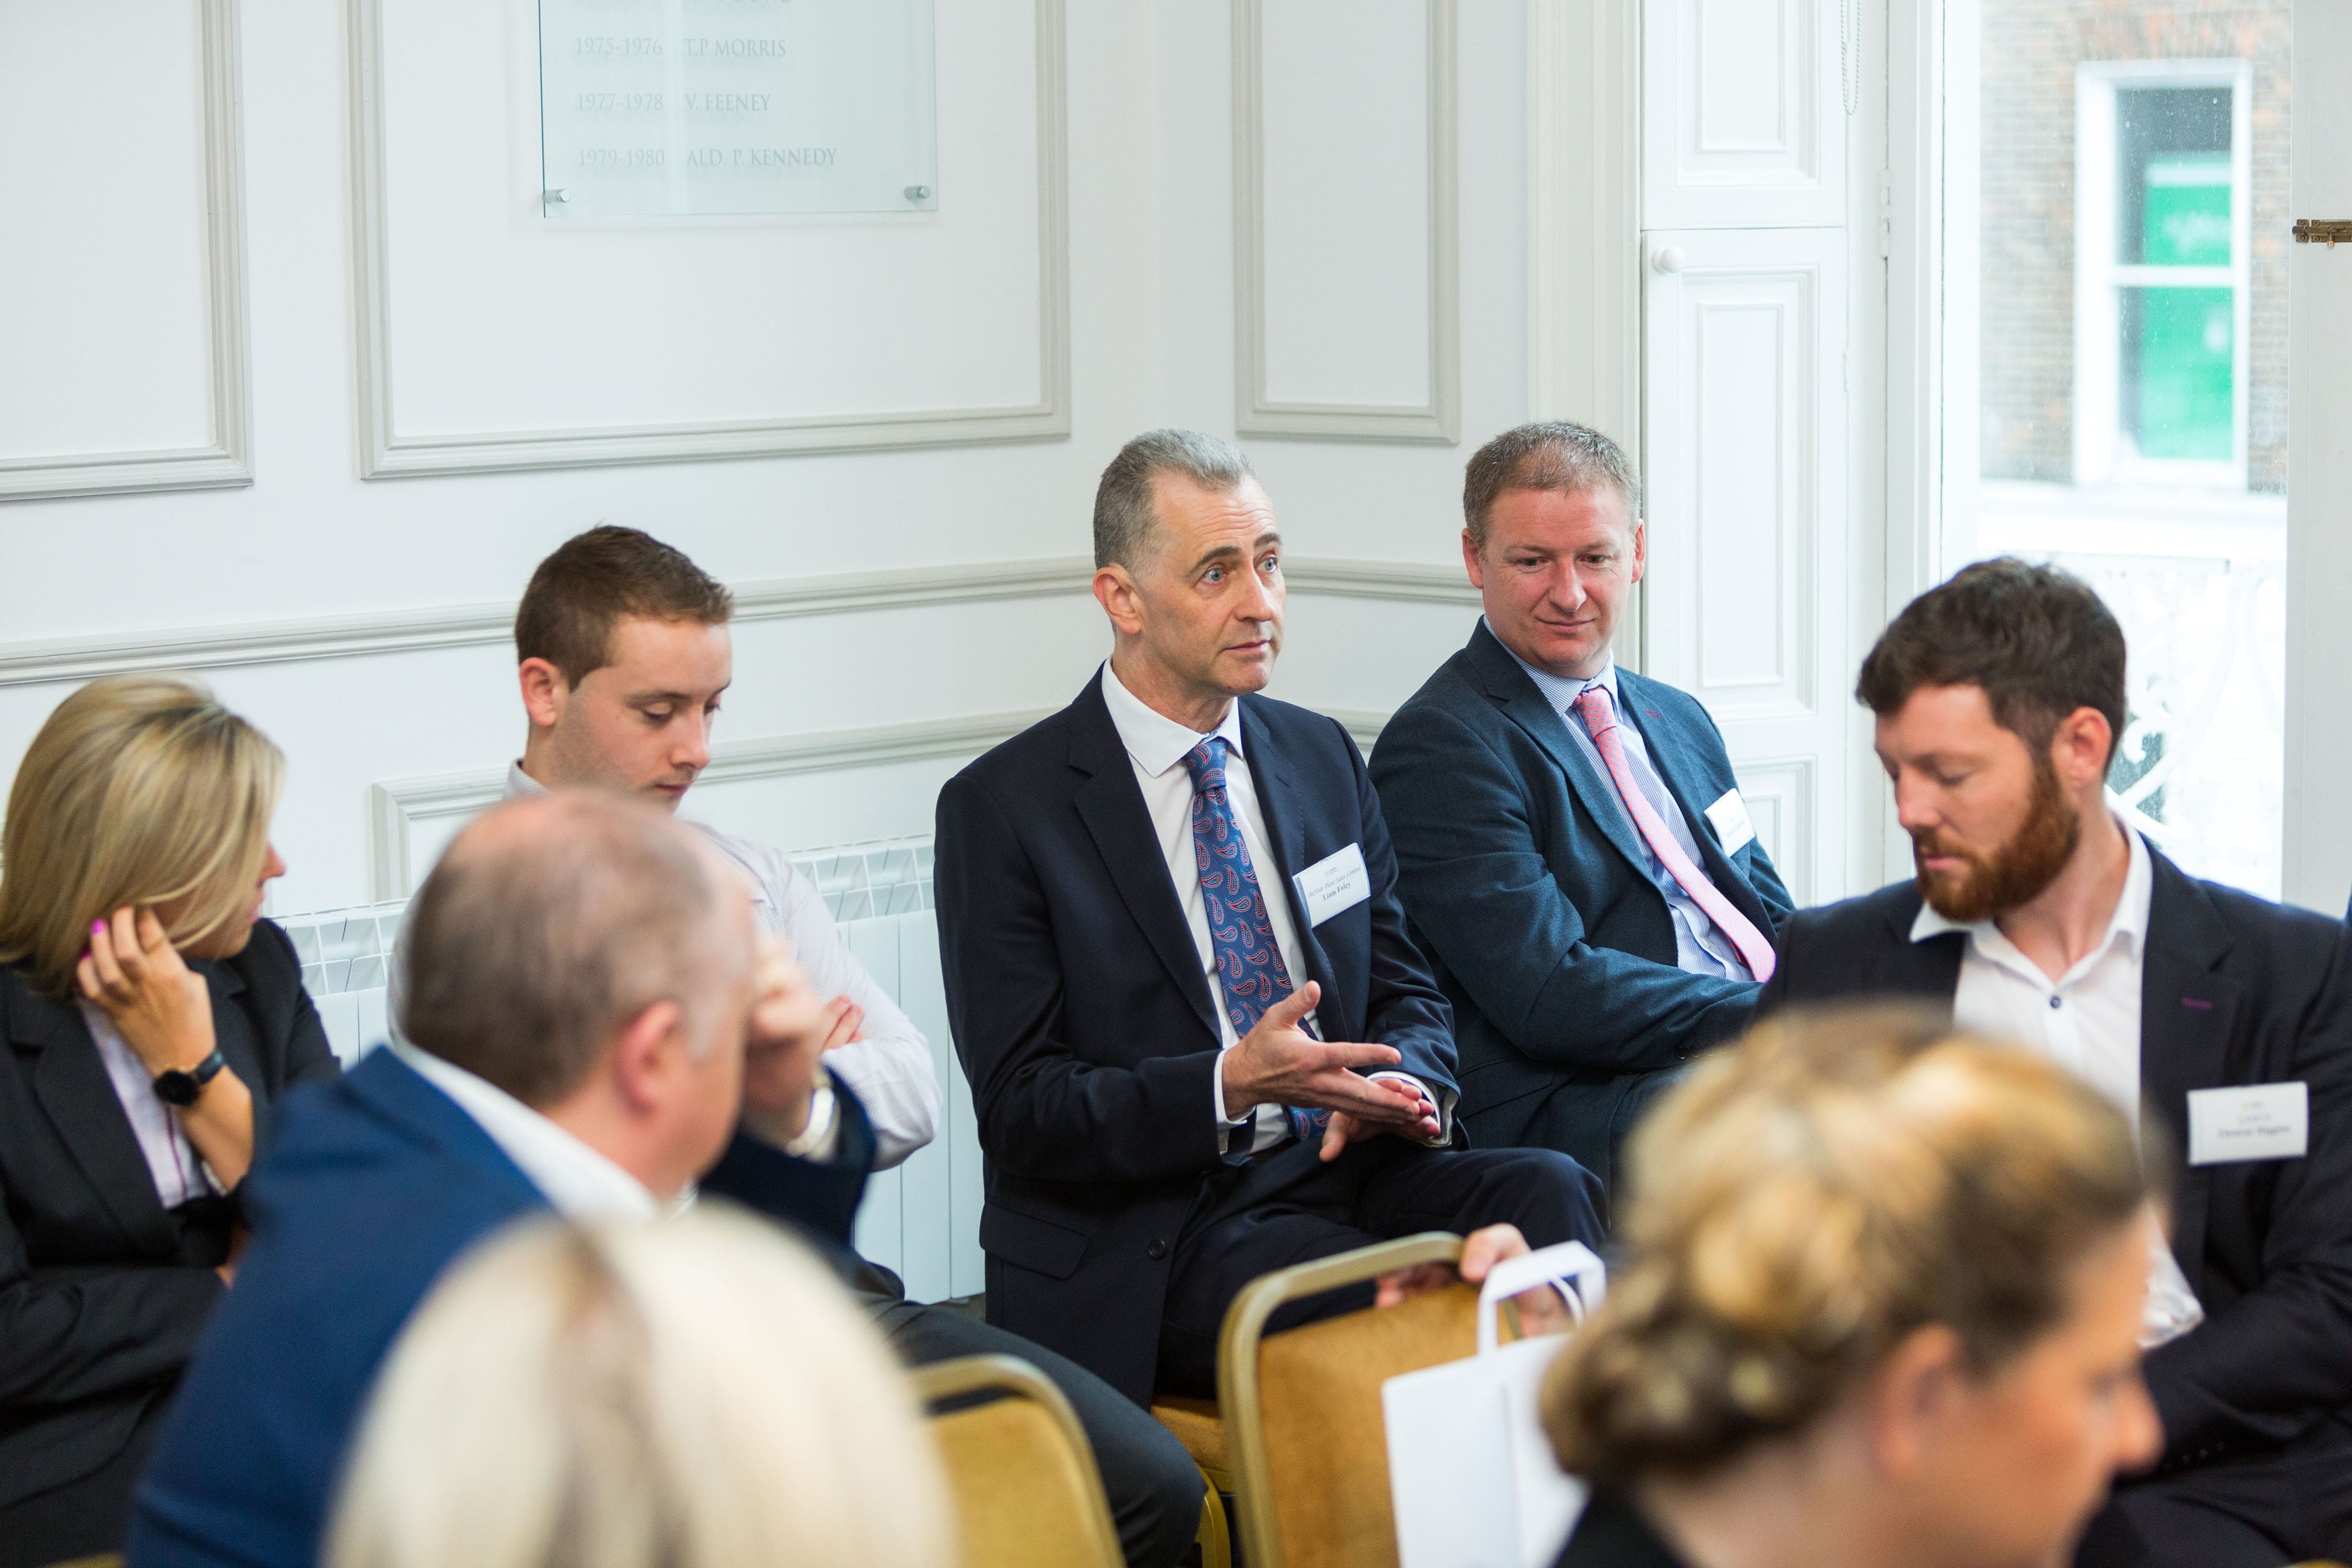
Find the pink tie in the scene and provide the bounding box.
[1571,686,1776,983]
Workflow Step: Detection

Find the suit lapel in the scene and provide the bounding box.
[1067,680,1221,1039]
[1466,623,1653,881]
[9,985,178,1254]
[2137,851,2237,1297]
[1878,888,1969,1002]
[1617,670,1775,931]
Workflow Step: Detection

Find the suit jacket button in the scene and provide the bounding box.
[1147,1239,1168,1260]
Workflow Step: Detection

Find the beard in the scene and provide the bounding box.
[1913,756,2082,924]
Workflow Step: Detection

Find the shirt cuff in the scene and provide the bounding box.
[781,1082,841,1162]
[1211,1043,1252,1129]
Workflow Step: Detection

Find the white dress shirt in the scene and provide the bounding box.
[1098,663,1438,1154]
[497,763,943,1169]
[81,1001,219,1208]
[1912,820,2205,1346]
[393,1042,667,1219]
[1502,634,1751,981]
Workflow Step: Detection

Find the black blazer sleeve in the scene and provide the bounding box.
[934,770,1226,1187]
[0,1186,225,1410]
[1376,699,1757,1075]
[701,1077,878,1248]
[2143,921,2352,1461]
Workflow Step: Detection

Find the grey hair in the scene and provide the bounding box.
[1462,422,1642,551]
[398,792,739,1108]
[1092,429,1258,571]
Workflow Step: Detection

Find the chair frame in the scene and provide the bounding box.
[912,1352,1127,1568]
[1215,1231,1467,1568]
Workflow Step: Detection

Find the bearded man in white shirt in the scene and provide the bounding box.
[1760,556,2352,1568]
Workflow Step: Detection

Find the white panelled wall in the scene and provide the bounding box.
[0,0,1553,919]
[0,1,1889,1283]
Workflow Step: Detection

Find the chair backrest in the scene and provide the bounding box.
[914,1353,1124,1568]
[1218,1232,1486,1568]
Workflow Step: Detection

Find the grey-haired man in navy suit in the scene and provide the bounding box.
[1372,423,1795,1195]
[934,430,1602,1410]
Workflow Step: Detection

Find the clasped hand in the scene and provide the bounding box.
[77,907,216,1076]
[1219,982,1444,1161]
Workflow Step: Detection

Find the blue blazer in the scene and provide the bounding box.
[1371,623,1795,1127]
[934,673,1456,1405]
[1761,856,2352,1477]
[126,1049,873,1568]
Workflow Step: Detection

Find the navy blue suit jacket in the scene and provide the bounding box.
[934,673,1456,1405]
[1371,623,1793,1149]
[126,1049,873,1568]
[1760,855,2352,1473]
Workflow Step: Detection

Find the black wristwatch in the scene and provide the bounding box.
[153,1049,228,1108]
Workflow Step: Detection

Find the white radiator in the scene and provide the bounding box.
[277,836,984,1303]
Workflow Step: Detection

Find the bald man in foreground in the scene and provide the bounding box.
[126,793,851,1568]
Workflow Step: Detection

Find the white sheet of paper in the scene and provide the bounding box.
[2187,1082,2308,1166]
[1704,788,1756,855]
[1291,842,1371,927]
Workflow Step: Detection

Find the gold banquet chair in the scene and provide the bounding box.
[1147,1392,1235,1568]
[914,1353,1124,1568]
[1217,1232,1495,1568]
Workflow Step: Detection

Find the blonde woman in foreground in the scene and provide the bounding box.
[327,1206,954,1568]
[1542,1005,2163,1568]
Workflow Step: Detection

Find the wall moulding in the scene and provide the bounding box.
[0,0,252,503]
[368,708,1055,899]
[346,0,1070,479]
[1231,0,1460,444]
[0,555,1471,690]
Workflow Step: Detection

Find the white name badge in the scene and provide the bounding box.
[1704,788,1757,855]
[2187,1082,2308,1166]
[1291,843,1372,928]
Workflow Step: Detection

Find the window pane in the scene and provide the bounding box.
[2118,90,2231,265]
[2126,285,2234,459]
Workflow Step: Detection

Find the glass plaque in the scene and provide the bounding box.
[537,0,937,218]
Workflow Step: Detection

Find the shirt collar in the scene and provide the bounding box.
[505,760,546,800]
[1910,814,2154,963]
[1100,661,1246,778]
[392,1042,667,1221]
[1488,618,1619,719]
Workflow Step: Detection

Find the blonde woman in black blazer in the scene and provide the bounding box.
[0,674,338,1567]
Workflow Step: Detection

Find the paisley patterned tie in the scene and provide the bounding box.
[1184,737,1327,1144]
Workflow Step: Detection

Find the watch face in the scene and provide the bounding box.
[154,1070,198,1108]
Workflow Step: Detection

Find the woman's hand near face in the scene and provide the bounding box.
[78,906,258,1189]
[79,907,215,1075]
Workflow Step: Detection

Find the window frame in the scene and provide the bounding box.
[2072,58,2255,489]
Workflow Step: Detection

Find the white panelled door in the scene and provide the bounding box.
[1639,0,1868,906]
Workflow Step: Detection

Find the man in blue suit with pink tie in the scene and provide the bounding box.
[1372,423,1796,1197]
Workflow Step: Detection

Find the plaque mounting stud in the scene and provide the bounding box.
[542,188,571,206]
[904,185,933,202]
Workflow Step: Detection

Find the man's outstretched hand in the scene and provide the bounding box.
[1222,982,1442,1146]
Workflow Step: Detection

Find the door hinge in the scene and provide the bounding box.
[1879,173,1893,259]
